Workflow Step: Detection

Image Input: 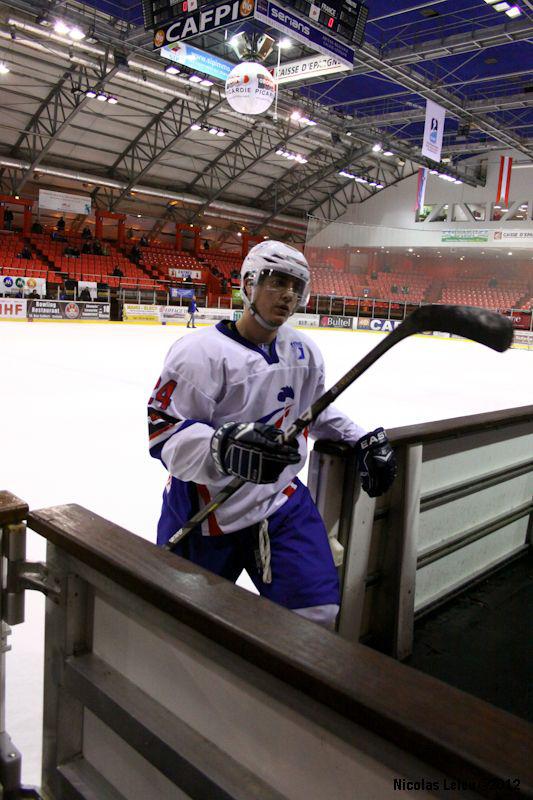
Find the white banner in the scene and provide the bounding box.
[1,275,46,296]
[168,268,202,280]
[289,313,319,328]
[271,55,349,85]
[78,281,98,300]
[0,298,27,318]
[39,189,92,215]
[422,100,445,163]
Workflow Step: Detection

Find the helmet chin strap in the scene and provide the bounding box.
[250,302,280,331]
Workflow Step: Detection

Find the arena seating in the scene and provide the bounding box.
[139,245,204,281]
[439,276,526,310]
[0,232,48,278]
[30,233,159,289]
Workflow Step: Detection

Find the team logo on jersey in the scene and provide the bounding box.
[290,341,305,360]
[277,385,295,402]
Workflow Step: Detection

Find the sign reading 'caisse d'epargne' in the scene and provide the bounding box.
[153,0,255,48]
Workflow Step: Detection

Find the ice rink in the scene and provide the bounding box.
[1,318,532,785]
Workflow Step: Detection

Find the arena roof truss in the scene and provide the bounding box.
[0,0,531,242]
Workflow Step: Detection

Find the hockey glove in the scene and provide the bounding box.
[354,427,397,498]
[211,422,300,484]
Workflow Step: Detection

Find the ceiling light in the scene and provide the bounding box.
[189,74,202,83]
[191,123,201,130]
[208,127,218,134]
[54,20,70,35]
[217,129,226,136]
[505,5,521,15]
[383,150,393,156]
[237,232,242,237]
[493,1,510,8]
[201,78,214,87]
[507,251,513,255]
[483,0,500,4]
[408,248,414,252]
[164,64,180,75]
[96,92,107,101]
[85,89,97,98]
[107,96,118,104]
[69,27,85,40]
[137,214,142,218]
[0,63,10,75]
[346,131,352,137]
[206,225,212,230]
[454,179,463,184]
[372,143,382,152]
[291,111,302,121]
[278,38,292,49]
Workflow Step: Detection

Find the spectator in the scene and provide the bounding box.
[18,245,32,260]
[81,226,92,239]
[56,216,65,232]
[402,285,409,295]
[127,227,133,239]
[64,245,80,257]
[51,230,66,241]
[130,245,140,264]
[221,278,228,294]
[81,241,92,254]
[31,220,43,234]
[79,287,92,301]
[101,243,109,256]
[203,239,210,250]
[140,235,148,246]
[112,266,123,277]
[4,208,13,230]
[92,240,102,256]
[27,289,39,298]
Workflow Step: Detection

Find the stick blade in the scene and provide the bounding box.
[408,304,514,352]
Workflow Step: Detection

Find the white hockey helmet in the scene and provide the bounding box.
[240,241,311,317]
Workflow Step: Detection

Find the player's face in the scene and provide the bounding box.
[254,270,302,325]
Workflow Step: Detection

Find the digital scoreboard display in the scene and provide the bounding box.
[290,0,368,46]
[143,0,200,30]
[144,0,368,50]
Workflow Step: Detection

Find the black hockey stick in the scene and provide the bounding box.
[164,305,513,550]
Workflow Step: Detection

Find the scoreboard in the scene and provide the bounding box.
[144,0,368,51]
[290,0,368,47]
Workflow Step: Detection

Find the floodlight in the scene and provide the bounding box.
[85,89,97,98]
[505,5,521,15]
[0,62,10,75]
[54,20,70,35]
[164,64,180,75]
[69,27,85,40]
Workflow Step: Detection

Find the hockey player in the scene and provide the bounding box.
[148,241,396,629]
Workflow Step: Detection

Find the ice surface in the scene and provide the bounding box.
[0,319,531,784]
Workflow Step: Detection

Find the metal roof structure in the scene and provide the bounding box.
[0,0,531,245]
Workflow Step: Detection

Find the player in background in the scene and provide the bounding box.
[186,294,197,328]
[148,241,397,629]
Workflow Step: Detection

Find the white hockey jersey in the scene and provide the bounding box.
[148,321,367,537]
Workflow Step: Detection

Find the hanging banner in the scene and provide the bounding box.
[421,100,445,163]
[38,189,92,215]
[161,41,233,81]
[496,156,513,206]
[270,54,350,85]
[168,268,202,280]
